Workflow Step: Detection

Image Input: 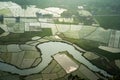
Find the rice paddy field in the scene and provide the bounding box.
[84,27,111,43]
[78,26,97,38]
[63,26,112,44]
[63,30,80,39]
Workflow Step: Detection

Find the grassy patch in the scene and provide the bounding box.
[0,28,52,44]
[0,9,12,16]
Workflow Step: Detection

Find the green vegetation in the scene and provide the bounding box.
[1,0,81,9]
[79,16,94,25]
[61,10,78,18]
[59,36,120,75]
[0,28,4,34]
[83,0,120,15]
[54,19,78,25]
[78,26,97,38]
[24,51,40,59]
[60,36,120,61]
[91,58,120,75]
[108,74,120,80]
[95,16,120,30]
[0,9,12,16]
[0,53,12,62]
[84,27,111,43]
[0,28,52,44]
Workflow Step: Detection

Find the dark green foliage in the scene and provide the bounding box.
[61,10,76,18]
[0,28,52,44]
[108,74,120,80]
[0,15,4,24]
[0,28,4,35]
[67,74,83,80]
[0,75,21,80]
[60,36,120,60]
[95,16,120,30]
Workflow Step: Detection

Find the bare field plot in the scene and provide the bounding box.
[53,53,79,73]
